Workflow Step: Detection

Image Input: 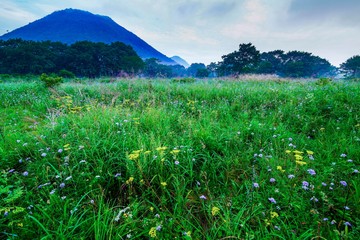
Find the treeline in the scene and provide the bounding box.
[1,40,359,78]
[0,39,144,77]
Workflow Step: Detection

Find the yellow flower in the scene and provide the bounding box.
[149,227,157,238]
[170,149,180,155]
[144,150,151,155]
[126,177,134,184]
[131,149,143,154]
[306,150,314,155]
[161,182,167,187]
[285,150,292,154]
[156,146,167,152]
[185,231,191,237]
[140,179,145,184]
[296,161,307,166]
[277,166,285,173]
[264,219,270,226]
[211,206,220,216]
[150,207,154,212]
[294,155,303,160]
[128,153,140,160]
[270,211,279,218]
[293,150,303,155]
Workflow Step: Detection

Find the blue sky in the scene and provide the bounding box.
[1,0,359,66]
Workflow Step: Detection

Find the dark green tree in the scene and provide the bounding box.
[340,55,360,77]
[219,43,260,76]
[187,63,207,77]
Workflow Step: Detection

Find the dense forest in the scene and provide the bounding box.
[0,39,144,78]
[0,39,359,78]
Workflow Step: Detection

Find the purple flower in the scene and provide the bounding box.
[340,181,347,187]
[302,181,309,190]
[307,169,316,176]
[41,153,47,157]
[323,218,328,221]
[22,171,29,176]
[268,197,277,204]
[174,160,180,165]
[8,169,15,173]
[340,153,347,158]
[59,183,65,188]
[199,195,207,200]
[321,182,327,186]
[344,222,352,227]
[156,225,162,231]
[270,178,276,183]
[310,196,318,202]
[288,174,295,179]
[253,182,259,188]
[354,169,359,174]
[58,149,63,153]
[331,220,336,225]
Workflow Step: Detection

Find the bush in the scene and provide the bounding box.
[39,73,63,88]
[58,69,76,79]
[315,77,332,86]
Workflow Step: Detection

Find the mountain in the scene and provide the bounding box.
[0,9,176,65]
[171,56,190,68]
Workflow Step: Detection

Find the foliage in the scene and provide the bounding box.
[39,73,63,88]
[0,39,144,78]
[1,77,359,239]
[340,55,360,77]
[218,43,260,75]
[58,69,75,79]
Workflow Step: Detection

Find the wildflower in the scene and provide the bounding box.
[347,159,353,162]
[269,178,276,183]
[170,149,180,155]
[156,146,167,152]
[114,173,121,178]
[61,196,66,200]
[331,220,336,225]
[95,175,100,178]
[199,195,207,200]
[309,155,315,160]
[59,183,65,188]
[155,214,160,218]
[321,182,327,186]
[277,166,285,173]
[41,153,47,157]
[344,222,352,227]
[340,181,347,187]
[268,198,277,204]
[295,155,303,160]
[50,189,56,195]
[149,227,157,238]
[344,206,350,210]
[126,177,134,184]
[183,231,191,237]
[323,218,328,221]
[23,171,29,176]
[285,150,292,154]
[79,160,86,163]
[65,176,72,181]
[340,153,347,158]
[90,199,95,204]
[353,169,359,174]
[150,207,154,212]
[128,153,140,160]
[270,211,279,218]
[307,169,316,176]
[288,174,295,179]
[302,181,309,190]
[293,150,303,155]
[310,196,318,202]
[161,182,167,187]
[131,149,143,154]
[174,160,180,165]
[144,150,151,155]
[274,226,281,231]
[156,225,162,231]
[211,207,220,216]
[306,150,314,155]
[253,182,259,188]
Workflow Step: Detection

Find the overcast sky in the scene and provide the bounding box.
[1,0,359,66]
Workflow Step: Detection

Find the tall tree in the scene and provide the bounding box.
[340,55,360,77]
[219,43,260,76]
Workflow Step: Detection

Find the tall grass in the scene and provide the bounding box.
[1,77,359,239]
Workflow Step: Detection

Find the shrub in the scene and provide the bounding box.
[39,73,63,88]
[58,69,76,79]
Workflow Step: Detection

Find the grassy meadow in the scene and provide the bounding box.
[0,77,359,239]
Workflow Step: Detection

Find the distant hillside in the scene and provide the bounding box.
[171,56,190,68]
[0,9,176,65]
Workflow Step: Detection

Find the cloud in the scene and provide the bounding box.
[288,0,360,25]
